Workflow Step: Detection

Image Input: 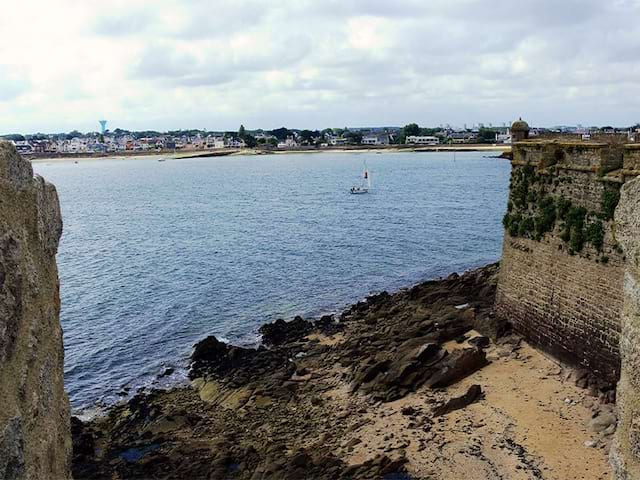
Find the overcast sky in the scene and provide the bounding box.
[1,0,639,134]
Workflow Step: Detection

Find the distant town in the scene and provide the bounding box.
[3,121,640,156]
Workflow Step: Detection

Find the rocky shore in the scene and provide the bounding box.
[71,264,616,479]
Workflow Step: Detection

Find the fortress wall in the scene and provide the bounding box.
[611,176,640,479]
[623,145,640,172]
[497,235,624,380]
[496,140,633,383]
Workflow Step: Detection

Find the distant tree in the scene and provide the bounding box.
[239,125,246,138]
[66,130,83,140]
[420,127,442,136]
[27,133,48,140]
[404,123,420,136]
[394,129,407,144]
[268,138,278,147]
[134,130,162,139]
[1,134,25,141]
[477,128,498,144]
[269,127,292,141]
[244,134,257,148]
[345,131,363,144]
[299,130,315,143]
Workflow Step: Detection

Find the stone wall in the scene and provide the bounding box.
[496,140,637,383]
[611,176,640,479]
[0,142,70,479]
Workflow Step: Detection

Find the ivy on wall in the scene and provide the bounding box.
[503,164,621,258]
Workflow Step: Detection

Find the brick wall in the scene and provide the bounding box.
[496,140,637,383]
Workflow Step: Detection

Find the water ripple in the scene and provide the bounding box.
[34,151,510,411]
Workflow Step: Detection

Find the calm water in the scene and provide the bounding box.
[34,151,510,410]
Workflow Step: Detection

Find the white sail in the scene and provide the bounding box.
[350,161,371,194]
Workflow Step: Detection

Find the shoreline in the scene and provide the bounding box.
[73,263,614,479]
[29,144,510,163]
[72,261,496,418]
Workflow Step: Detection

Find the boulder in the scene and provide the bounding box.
[259,316,313,346]
[426,348,488,388]
[433,385,483,417]
[468,336,490,349]
[589,412,617,433]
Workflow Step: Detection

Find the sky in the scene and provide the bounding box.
[1,0,640,134]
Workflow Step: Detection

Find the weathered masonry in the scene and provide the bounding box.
[611,175,640,479]
[495,129,640,383]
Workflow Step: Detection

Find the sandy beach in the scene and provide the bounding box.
[72,264,613,480]
[28,144,510,163]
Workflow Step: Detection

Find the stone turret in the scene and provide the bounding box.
[0,142,70,479]
[511,118,530,142]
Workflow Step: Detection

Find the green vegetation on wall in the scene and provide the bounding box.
[602,190,621,220]
[503,164,621,258]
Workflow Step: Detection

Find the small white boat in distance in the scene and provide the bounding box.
[350,162,371,194]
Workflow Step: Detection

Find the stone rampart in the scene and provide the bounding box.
[496,139,638,382]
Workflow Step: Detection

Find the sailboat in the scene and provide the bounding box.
[350,162,371,194]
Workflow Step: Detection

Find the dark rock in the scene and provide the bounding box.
[575,369,589,389]
[496,334,522,352]
[70,417,98,478]
[468,336,490,349]
[0,417,25,480]
[426,349,488,388]
[191,336,231,369]
[433,385,483,417]
[189,336,292,392]
[74,263,502,479]
[346,438,362,448]
[401,406,417,416]
[366,291,391,307]
[259,316,314,346]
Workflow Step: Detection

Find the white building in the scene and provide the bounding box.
[406,135,439,145]
[255,133,276,142]
[277,136,298,149]
[326,135,348,146]
[362,133,392,145]
[495,128,512,144]
[11,140,33,154]
[226,138,246,148]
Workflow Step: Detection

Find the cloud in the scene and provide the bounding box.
[0,69,29,102]
[1,0,640,133]
[93,12,154,36]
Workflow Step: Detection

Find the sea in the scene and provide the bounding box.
[33,151,511,412]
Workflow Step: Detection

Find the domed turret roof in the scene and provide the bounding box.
[511,118,530,131]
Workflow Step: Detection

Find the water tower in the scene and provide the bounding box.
[99,120,107,135]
